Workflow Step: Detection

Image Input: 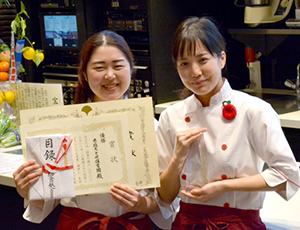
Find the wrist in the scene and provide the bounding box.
[218,179,231,193]
[136,196,158,214]
[170,154,186,172]
[135,196,146,213]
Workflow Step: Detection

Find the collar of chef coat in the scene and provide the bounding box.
[186,78,232,113]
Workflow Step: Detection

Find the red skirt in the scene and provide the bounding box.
[55,206,152,230]
[172,201,266,230]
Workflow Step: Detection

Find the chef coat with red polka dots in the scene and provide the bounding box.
[156,79,300,210]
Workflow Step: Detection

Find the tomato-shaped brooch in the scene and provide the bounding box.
[222,100,237,120]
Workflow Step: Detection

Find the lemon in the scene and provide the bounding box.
[23,47,35,60]
[33,51,45,67]
[4,91,15,104]
[0,94,3,105]
[33,51,44,63]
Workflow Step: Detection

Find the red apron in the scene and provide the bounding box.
[172,201,266,230]
[55,206,152,230]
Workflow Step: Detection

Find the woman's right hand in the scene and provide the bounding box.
[173,128,207,169]
[158,128,207,204]
[13,160,42,199]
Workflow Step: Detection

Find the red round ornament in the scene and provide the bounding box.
[222,100,237,120]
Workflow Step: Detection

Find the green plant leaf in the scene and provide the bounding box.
[0,44,10,52]
[20,18,26,39]
[11,21,18,35]
[20,1,29,19]
[35,53,41,67]
[21,46,30,52]
[20,1,25,12]
[23,10,29,19]
[19,64,25,73]
[15,14,20,24]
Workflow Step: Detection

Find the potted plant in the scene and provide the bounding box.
[10,1,44,70]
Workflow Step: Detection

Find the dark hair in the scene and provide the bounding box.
[74,30,135,104]
[172,17,226,99]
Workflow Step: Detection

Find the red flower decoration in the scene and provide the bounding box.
[222,100,237,120]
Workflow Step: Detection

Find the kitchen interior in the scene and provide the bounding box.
[0,0,300,229]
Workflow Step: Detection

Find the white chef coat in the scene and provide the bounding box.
[156,79,300,210]
[22,117,179,230]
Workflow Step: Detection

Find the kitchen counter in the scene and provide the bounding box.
[0,172,15,187]
[279,110,300,129]
[0,146,23,187]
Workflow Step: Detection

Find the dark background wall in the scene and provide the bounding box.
[0,185,63,230]
[2,0,299,103]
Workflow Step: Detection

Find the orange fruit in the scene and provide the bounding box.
[0,51,10,62]
[0,61,10,72]
[0,72,9,81]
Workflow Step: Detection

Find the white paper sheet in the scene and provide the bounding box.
[0,152,24,174]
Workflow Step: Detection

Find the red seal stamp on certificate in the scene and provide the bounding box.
[222,100,237,120]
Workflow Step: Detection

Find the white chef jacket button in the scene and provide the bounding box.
[221,174,227,180]
[185,117,190,122]
[181,174,187,180]
[224,203,230,208]
[221,144,227,150]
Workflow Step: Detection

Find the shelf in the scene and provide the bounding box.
[228,28,300,35]
[228,29,300,55]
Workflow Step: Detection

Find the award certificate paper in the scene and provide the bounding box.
[21,113,135,195]
[9,82,64,125]
[20,97,159,195]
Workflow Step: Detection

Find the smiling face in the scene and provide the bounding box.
[176,41,226,106]
[85,45,132,102]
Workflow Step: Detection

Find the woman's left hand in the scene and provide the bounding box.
[181,180,226,203]
[110,183,143,212]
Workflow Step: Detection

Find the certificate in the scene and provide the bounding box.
[22,113,135,196]
[8,82,64,125]
[20,97,160,194]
